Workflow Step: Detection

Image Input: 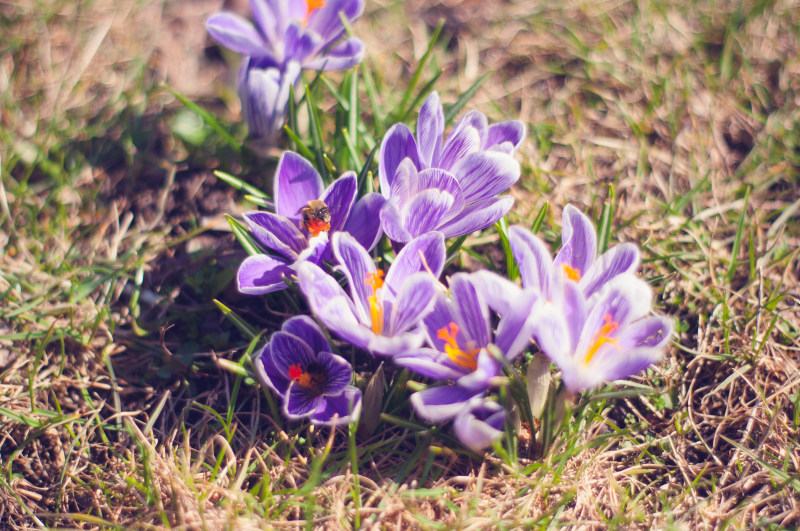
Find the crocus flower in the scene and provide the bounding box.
[453,397,507,453]
[394,272,538,451]
[378,91,525,242]
[238,151,384,294]
[255,315,362,425]
[207,0,365,138]
[297,231,445,357]
[206,0,365,72]
[533,273,673,392]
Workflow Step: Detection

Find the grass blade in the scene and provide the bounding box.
[443,72,489,125]
[226,214,261,256]
[166,86,240,153]
[214,170,269,199]
[725,185,751,283]
[597,185,615,254]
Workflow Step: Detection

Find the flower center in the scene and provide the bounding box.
[583,313,620,365]
[436,322,479,371]
[562,264,581,282]
[288,361,327,395]
[305,0,325,24]
[365,270,385,335]
[300,200,331,237]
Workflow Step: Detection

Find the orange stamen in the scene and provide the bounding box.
[562,264,581,282]
[306,218,330,237]
[365,270,385,335]
[304,0,325,24]
[288,363,312,387]
[583,313,620,365]
[436,322,479,371]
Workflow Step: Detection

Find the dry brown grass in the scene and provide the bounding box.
[1,0,799,528]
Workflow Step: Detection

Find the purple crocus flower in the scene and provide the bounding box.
[296,231,445,357]
[533,273,673,392]
[238,151,384,294]
[255,315,362,425]
[378,91,525,242]
[206,0,365,72]
[453,397,506,453]
[207,0,365,139]
[394,272,537,451]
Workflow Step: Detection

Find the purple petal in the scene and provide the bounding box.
[269,331,316,376]
[402,188,455,238]
[317,351,353,395]
[580,243,641,299]
[457,349,501,392]
[237,254,292,294]
[332,231,376,324]
[206,13,268,56]
[307,0,365,45]
[304,38,364,71]
[508,225,558,299]
[438,196,514,239]
[366,327,428,357]
[284,22,322,63]
[310,386,362,425]
[449,151,520,203]
[274,151,324,221]
[589,274,653,326]
[296,261,352,319]
[244,211,306,258]
[469,270,522,316]
[239,64,285,140]
[285,383,324,418]
[554,205,597,278]
[618,315,673,350]
[423,290,460,353]
[281,316,330,357]
[449,273,490,348]
[344,193,386,251]
[315,295,375,350]
[384,231,445,295]
[530,302,572,369]
[485,121,526,153]
[440,111,487,171]
[320,172,357,232]
[393,348,465,381]
[379,124,420,198]
[416,92,444,168]
[388,158,418,208]
[388,272,437,335]
[255,346,289,395]
[493,289,540,362]
[410,385,479,423]
[297,231,330,264]
[249,0,279,44]
[380,199,413,243]
[453,399,506,452]
[562,281,587,351]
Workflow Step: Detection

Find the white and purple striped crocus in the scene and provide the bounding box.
[206,0,365,139]
[255,315,362,425]
[237,151,384,294]
[394,272,539,452]
[297,231,445,357]
[378,91,525,243]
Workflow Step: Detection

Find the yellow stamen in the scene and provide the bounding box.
[365,270,385,335]
[583,313,619,365]
[562,264,581,282]
[436,322,479,371]
[304,0,325,24]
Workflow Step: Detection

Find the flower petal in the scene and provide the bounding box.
[440,110,487,171]
[274,151,324,221]
[508,225,558,299]
[469,270,521,316]
[485,121,526,153]
[255,346,289,395]
[379,199,413,243]
[320,172,357,232]
[237,254,292,294]
[618,314,673,350]
[285,383,324,418]
[453,398,506,452]
[554,205,597,278]
[402,188,455,238]
[438,195,514,238]
[393,348,466,380]
[310,386,362,425]
[449,273,491,348]
[388,272,438,335]
[410,385,479,423]
[249,0,279,44]
[332,231,376,324]
[379,124,420,198]
[493,288,540,362]
[416,91,444,168]
[270,331,316,377]
[307,0,365,45]
[281,315,330,356]
[581,243,641,299]
[384,231,446,296]
[206,13,268,56]
[244,211,306,258]
[449,151,520,203]
[304,37,364,70]
[317,351,353,395]
[344,193,386,251]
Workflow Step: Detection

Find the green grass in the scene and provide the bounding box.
[1,0,799,528]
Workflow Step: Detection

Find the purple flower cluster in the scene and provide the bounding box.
[207,0,365,140]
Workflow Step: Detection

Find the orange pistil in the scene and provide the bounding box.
[365,270,385,335]
[583,313,620,365]
[288,362,327,393]
[304,0,325,24]
[436,322,479,371]
[562,264,581,282]
[305,218,331,237]
[288,363,312,387]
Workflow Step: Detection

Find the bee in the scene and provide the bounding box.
[299,199,332,236]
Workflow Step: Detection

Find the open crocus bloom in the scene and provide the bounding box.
[395,272,537,450]
[206,0,365,72]
[534,273,673,392]
[378,91,524,243]
[297,231,445,357]
[255,315,362,425]
[237,151,384,294]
